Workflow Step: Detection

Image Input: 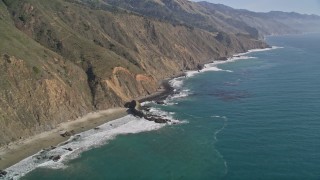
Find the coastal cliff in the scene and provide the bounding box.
[1,0,319,147]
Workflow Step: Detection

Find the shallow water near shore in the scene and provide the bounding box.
[13,34,320,179]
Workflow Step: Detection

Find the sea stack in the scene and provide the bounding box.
[125,100,144,118]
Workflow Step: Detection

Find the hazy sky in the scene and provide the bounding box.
[192,0,320,15]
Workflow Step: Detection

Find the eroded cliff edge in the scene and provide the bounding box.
[0,0,269,146]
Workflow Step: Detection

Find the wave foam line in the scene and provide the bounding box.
[208,46,284,69]
[4,114,181,180]
[166,62,232,103]
[163,46,283,106]
[212,115,229,176]
[185,65,232,78]
[236,46,283,56]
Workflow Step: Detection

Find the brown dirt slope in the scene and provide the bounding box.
[0,0,268,146]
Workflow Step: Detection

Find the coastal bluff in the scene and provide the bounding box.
[2,0,318,148]
[0,0,270,147]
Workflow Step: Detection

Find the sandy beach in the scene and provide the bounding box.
[0,77,176,172]
[0,108,128,170]
[0,49,266,174]
[0,52,253,172]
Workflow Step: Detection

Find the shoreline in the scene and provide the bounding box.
[0,79,177,171]
[138,78,176,103]
[137,46,278,104]
[0,108,128,170]
[0,46,274,172]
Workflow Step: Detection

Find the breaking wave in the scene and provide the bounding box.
[4,113,182,180]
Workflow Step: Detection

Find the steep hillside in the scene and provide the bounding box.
[0,0,94,145]
[197,2,320,36]
[197,2,297,36]
[0,0,268,146]
[104,0,261,38]
[103,0,320,38]
[265,11,320,33]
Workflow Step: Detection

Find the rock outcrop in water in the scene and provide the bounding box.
[144,114,170,124]
[125,100,171,124]
[49,155,61,162]
[63,148,73,152]
[124,100,141,111]
[125,100,144,118]
[0,170,7,177]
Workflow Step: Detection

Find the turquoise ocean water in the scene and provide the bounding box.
[20,34,320,179]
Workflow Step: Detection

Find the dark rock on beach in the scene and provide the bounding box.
[33,150,51,162]
[124,100,141,110]
[154,118,169,124]
[126,107,144,118]
[60,131,71,137]
[141,105,151,112]
[125,100,144,118]
[218,57,228,60]
[64,148,73,151]
[49,155,61,162]
[144,115,170,124]
[0,170,7,177]
[125,84,174,123]
[155,101,165,105]
[43,146,56,151]
[59,130,76,137]
[126,100,171,124]
[197,64,204,70]
[144,115,157,121]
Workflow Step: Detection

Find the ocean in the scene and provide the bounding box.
[6,34,320,179]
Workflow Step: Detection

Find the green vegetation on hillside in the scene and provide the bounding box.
[3,0,313,147]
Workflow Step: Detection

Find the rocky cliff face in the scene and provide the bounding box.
[104,0,320,38]
[197,2,320,37]
[0,0,270,146]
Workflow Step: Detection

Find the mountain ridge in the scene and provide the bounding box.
[0,0,319,147]
[0,0,268,146]
[104,0,320,38]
